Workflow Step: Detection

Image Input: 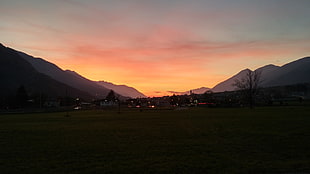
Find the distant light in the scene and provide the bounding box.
[74,106,81,110]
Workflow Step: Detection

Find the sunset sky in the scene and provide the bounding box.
[1,0,310,97]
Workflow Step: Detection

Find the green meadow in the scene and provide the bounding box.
[1,107,310,173]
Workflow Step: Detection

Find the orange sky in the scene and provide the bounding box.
[1,0,310,97]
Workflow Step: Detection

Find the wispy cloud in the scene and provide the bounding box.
[1,0,310,96]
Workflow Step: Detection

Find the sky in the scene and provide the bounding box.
[1,0,310,97]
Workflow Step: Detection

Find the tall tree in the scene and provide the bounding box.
[105,90,116,101]
[16,85,28,108]
[233,69,261,108]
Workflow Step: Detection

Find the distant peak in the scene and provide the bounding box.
[263,64,278,67]
[237,68,251,74]
[193,87,210,90]
[256,64,279,71]
[241,68,251,72]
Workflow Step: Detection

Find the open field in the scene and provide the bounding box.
[1,107,310,173]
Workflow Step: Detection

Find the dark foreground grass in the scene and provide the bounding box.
[1,107,310,173]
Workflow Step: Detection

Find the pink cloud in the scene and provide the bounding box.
[2,0,310,96]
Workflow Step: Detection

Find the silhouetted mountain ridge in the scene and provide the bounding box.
[18,51,112,98]
[212,57,310,92]
[1,43,148,100]
[0,43,93,100]
[261,57,310,87]
[97,81,146,98]
[168,87,211,95]
[2,43,308,99]
[212,69,251,92]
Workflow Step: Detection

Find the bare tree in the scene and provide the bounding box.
[233,69,262,108]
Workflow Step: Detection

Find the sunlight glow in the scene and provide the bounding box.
[1,0,310,96]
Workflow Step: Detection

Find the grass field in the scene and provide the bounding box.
[1,106,310,173]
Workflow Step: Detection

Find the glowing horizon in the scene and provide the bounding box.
[1,0,310,97]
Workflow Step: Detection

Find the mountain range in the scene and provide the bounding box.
[0,43,145,100]
[1,43,309,99]
[168,87,211,95]
[212,57,310,92]
[0,43,93,100]
[97,81,146,98]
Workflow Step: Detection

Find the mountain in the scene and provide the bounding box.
[255,64,280,77]
[17,51,112,99]
[0,43,93,100]
[212,57,310,92]
[168,87,211,95]
[190,87,211,94]
[97,81,146,98]
[261,57,310,87]
[212,69,250,92]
